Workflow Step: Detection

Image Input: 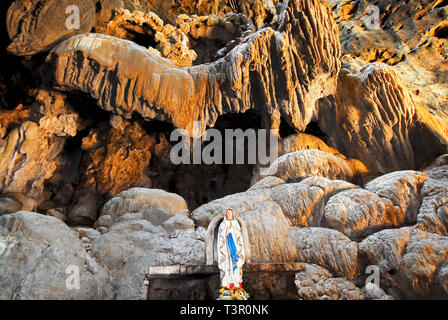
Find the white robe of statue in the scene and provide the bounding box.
[217,218,245,288]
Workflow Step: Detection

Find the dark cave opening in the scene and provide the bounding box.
[304,121,328,143]
[279,116,297,138]
[388,269,398,276]
[434,0,448,9]
[39,132,84,213]
[0,1,44,110]
[38,92,112,213]
[168,178,178,194]
[410,121,448,170]
[190,36,230,65]
[65,91,112,125]
[207,109,263,164]
[263,11,275,25]
[434,26,448,39]
[189,22,242,65]
[48,133,83,190]
[129,29,159,49]
[103,21,159,49]
[95,1,102,13]
[140,118,176,143]
[212,109,262,131]
[149,110,263,210]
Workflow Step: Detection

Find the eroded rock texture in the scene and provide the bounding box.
[90,188,205,300]
[261,149,368,184]
[68,119,156,224]
[295,263,364,300]
[6,0,282,57]
[0,211,111,299]
[1,0,448,301]
[0,192,205,300]
[0,90,82,203]
[328,0,448,119]
[102,8,256,67]
[190,160,448,299]
[6,0,98,56]
[318,63,448,174]
[359,226,448,299]
[41,0,341,134]
[417,166,448,236]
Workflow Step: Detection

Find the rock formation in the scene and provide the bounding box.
[0,211,110,299]
[328,0,448,119]
[318,63,448,174]
[260,149,369,184]
[295,263,366,300]
[91,188,205,299]
[41,0,341,134]
[6,0,98,56]
[359,226,448,299]
[1,0,448,300]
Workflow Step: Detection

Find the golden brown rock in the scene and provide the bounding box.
[69,120,155,224]
[0,104,33,142]
[279,133,343,157]
[142,0,280,27]
[359,226,448,299]
[6,0,281,57]
[318,63,448,174]
[260,149,369,184]
[101,8,255,67]
[42,0,342,135]
[330,0,448,118]
[0,121,64,199]
[6,0,98,56]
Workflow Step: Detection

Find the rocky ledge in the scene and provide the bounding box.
[0,0,448,300]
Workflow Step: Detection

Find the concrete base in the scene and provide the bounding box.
[145,263,304,300]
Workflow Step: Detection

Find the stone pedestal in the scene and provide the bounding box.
[145,263,305,300]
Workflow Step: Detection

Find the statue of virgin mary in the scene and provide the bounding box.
[217,208,246,294]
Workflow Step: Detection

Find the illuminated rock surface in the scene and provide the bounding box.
[1,0,448,300]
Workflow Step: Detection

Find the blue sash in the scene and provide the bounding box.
[227,232,239,272]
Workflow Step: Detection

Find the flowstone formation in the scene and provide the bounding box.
[41,0,341,134]
[1,0,448,300]
[328,0,448,118]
